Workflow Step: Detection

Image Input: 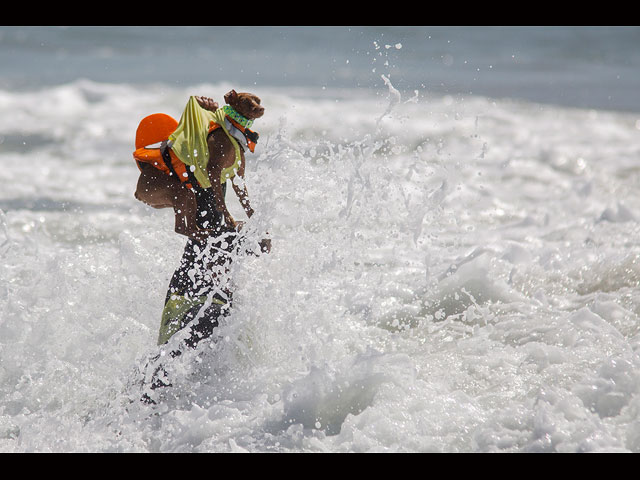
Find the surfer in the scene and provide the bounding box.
[132,91,270,402]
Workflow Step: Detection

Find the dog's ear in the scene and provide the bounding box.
[224,89,238,105]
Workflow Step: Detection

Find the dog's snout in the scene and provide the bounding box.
[254,105,265,117]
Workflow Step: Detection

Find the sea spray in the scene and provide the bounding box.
[1,78,640,451]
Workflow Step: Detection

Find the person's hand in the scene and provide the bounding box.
[195,96,219,112]
[225,215,245,232]
[259,238,271,254]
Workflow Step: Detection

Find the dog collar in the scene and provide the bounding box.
[221,105,254,129]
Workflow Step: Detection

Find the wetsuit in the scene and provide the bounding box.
[141,183,239,402]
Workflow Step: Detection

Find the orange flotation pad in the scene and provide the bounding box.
[133,113,195,189]
[135,113,178,149]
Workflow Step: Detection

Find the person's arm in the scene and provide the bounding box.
[208,162,238,230]
[232,165,271,253]
[231,162,254,219]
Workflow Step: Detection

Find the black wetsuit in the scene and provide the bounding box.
[141,183,238,402]
[161,183,237,351]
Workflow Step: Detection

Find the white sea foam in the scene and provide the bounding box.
[1,79,640,451]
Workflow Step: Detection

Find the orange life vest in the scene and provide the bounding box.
[208,115,259,153]
[133,110,259,189]
[132,113,196,189]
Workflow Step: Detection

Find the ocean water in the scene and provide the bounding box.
[2,26,640,452]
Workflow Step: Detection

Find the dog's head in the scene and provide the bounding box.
[224,90,264,120]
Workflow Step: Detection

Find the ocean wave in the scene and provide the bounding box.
[2,79,640,451]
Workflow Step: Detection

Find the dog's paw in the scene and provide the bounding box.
[195,96,219,112]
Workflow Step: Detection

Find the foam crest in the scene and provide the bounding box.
[2,80,640,451]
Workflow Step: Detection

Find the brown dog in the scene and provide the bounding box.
[134,90,265,245]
